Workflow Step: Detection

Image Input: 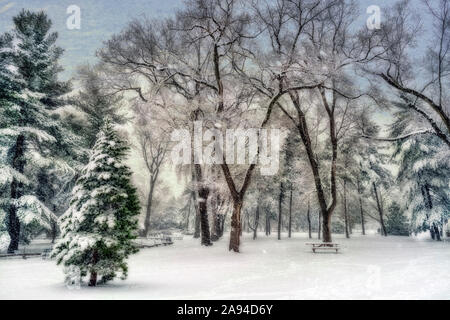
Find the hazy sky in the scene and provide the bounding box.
[0,0,425,81]
[0,0,182,79]
[0,0,431,197]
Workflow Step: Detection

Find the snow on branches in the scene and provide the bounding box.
[52,121,140,286]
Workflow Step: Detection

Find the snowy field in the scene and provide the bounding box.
[1,233,449,300]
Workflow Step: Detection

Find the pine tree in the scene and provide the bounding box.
[52,121,140,286]
[357,113,393,236]
[74,64,127,147]
[0,10,82,252]
[394,134,449,239]
[385,201,409,236]
[388,102,449,240]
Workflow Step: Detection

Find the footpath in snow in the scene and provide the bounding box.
[0,233,449,299]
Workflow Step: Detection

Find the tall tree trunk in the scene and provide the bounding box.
[252,204,260,240]
[210,191,219,241]
[210,166,222,241]
[322,212,332,242]
[185,197,191,231]
[265,211,269,236]
[196,165,212,246]
[239,213,245,237]
[307,197,312,239]
[288,91,337,244]
[359,198,365,235]
[423,184,441,241]
[344,180,349,239]
[7,134,25,253]
[217,214,225,237]
[318,211,321,240]
[192,190,200,238]
[88,250,99,287]
[190,111,211,245]
[143,180,155,237]
[218,215,223,237]
[194,212,200,238]
[246,210,250,233]
[190,163,201,239]
[288,184,293,238]
[357,178,366,235]
[373,182,387,236]
[278,182,283,240]
[229,200,242,252]
[433,223,441,241]
[51,221,57,244]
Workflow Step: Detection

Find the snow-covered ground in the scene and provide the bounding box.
[1,233,449,300]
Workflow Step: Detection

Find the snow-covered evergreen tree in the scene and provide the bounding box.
[74,64,127,148]
[0,10,82,252]
[384,100,449,240]
[357,113,394,236]
[385,201,409,236]
[52,121,140,286]
[394,134,449,240]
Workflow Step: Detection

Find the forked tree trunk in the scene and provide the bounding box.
[288,88,337,244]
[229,200,243,252]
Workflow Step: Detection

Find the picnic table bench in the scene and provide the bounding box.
[306,242,340,253]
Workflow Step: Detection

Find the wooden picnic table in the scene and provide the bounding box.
[306,242,340,253]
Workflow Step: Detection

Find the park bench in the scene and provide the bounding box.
[147,235,173,246]
[0,252,42,259]
[306,242,340,253]
[133,235,173,248]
